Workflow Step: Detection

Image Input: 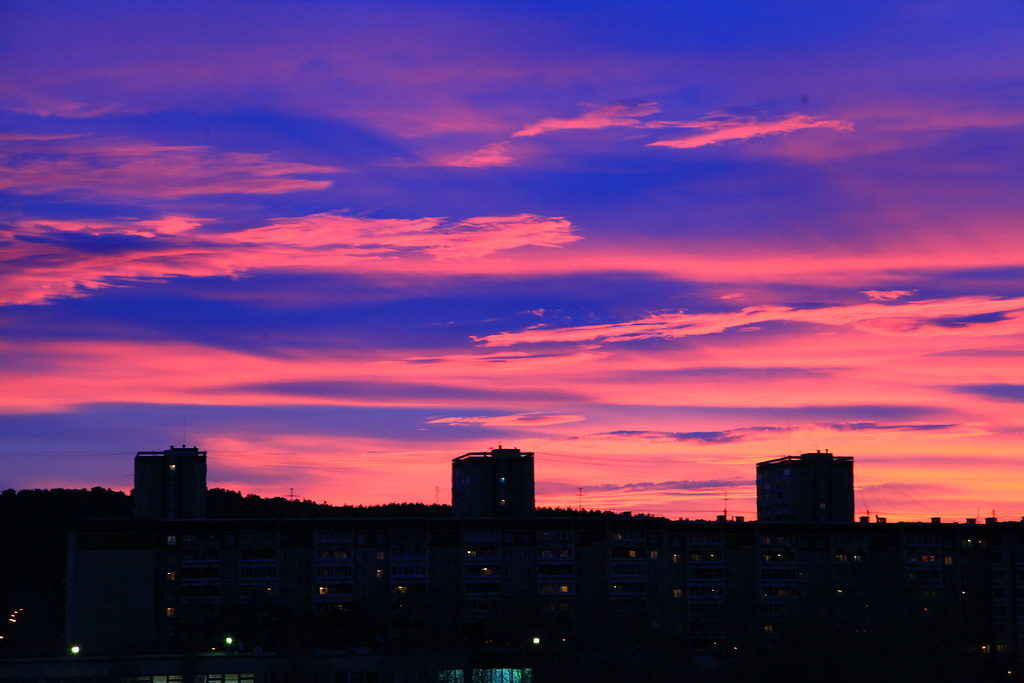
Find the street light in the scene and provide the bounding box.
[70,645,80,655]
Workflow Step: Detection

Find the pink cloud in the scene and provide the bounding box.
[648,113,854,149]
[475,296,1024,346]
[446,142,514,168]
[512,102,661,137]
[441,107,855,168]
[427,413,586,427]
[1,212,579,304]
[0,134,339,199]
[241,212,579,259]
[863,289,916,301]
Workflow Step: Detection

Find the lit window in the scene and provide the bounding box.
[376,551,386,561]
[649,551,659,560]
[169,464,177,471]
[318,586,329,595]
[166,607,175,617]
[167,535,177,546]
[672,588,683,599]
[166,571,176,581]
[559,585,569,593]
[394,585,408,595]
[376,569,385,578]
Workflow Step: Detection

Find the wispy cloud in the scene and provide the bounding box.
[512,102,661,137]
[446,142,514,168]
[0,134,339,199]
[648,113,853,150]
[1,212,580,304]
[863,290,916,301]
[594,427,784,444]
[427,412,586,427]
[448,106,852,167]
[954,384,1024,403]
[245,213,579,259]
[476,296,1024,346]
[819,421,959,432]
[589,421,961,447]
[541,478,751,495]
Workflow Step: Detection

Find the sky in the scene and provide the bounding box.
[2,0,1023,521]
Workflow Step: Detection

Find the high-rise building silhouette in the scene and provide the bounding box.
[452,446,534,517]
[133,445,207,519]
[756,450,853,522]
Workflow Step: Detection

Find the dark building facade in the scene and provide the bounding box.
[452,447,534,518]
[63,515,1024,682]
[133,446,208,520]
[756,450,854,523]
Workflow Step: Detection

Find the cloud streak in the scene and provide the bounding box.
[427,413,586,427]
[592,421,958,445]
[647,113,854,149]
[0,134,339,199]
[512,102,661,137]
[595,427,784,444]
[542,478,751,495]
[1,212,579,305]
[476,296,1024,346]
[448,106,853,167]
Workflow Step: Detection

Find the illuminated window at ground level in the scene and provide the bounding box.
[125,677,253,683]
[438,669,532,683]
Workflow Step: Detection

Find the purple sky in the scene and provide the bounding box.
[2,1,1023,520]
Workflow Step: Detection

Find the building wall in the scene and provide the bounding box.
[67,516,1024,675]
[66,531,158,654]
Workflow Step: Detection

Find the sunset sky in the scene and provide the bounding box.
[2,1,1023,521]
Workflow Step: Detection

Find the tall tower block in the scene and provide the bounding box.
[133,445,207,519]
[756,450,854,523]
[452,447,535,518]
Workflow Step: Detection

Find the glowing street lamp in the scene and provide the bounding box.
[70,645,81,655]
